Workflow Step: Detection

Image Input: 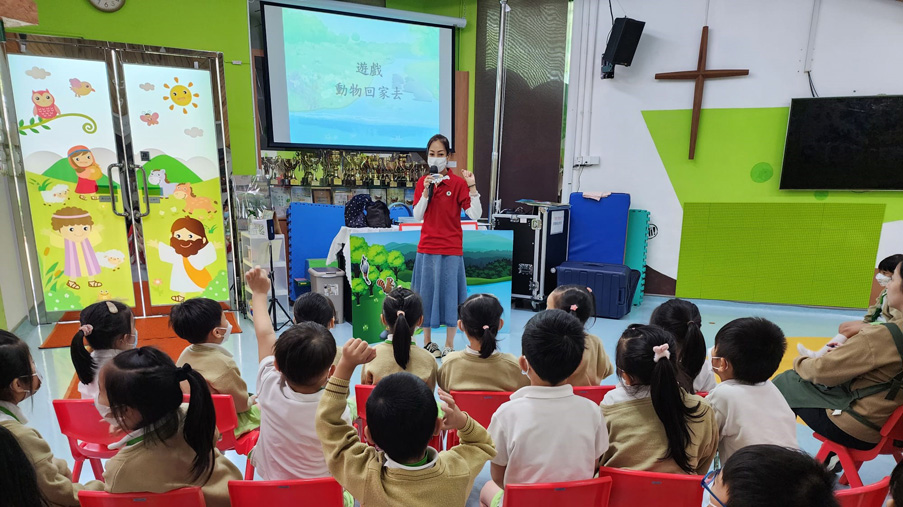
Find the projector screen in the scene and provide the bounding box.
[262,2,455,151]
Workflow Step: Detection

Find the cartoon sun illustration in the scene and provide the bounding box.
[163,77,199,114]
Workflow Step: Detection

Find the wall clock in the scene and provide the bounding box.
[88,0,125,13]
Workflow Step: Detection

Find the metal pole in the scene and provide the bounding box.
[488,0,509,224]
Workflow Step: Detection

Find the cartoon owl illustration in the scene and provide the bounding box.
[32,90,60,119]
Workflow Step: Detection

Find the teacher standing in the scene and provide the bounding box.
[412,134,482,358]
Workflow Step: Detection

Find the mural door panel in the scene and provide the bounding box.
[120,62,229,306]
[6,54,135,312]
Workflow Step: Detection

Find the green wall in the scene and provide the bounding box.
[10,0,256,175]
[386,0,477,172]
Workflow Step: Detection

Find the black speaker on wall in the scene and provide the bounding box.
[602,17,645,79]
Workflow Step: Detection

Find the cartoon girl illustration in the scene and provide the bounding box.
[68,145,102,199]
[43,207,104,290]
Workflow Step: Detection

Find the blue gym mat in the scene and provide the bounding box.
[567,192,631,264]
[286,203,346,299]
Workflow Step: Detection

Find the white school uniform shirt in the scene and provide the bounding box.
[251,356,351,480]
[693,357,717,393]
[488,384,609,486]
[706,379,798,463]
[78,349,122,400]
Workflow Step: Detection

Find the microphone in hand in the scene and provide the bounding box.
[427,165,439,201]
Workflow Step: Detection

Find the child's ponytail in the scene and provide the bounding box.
[179,365,216,483]
[650,299,706,392]
[458,294,504,358]
[70,301,133,385]
[382,288,424,369]
[616,324,706,474]
[70,326,96,384]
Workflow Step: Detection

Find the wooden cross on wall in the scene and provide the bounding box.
[655,26,749,159]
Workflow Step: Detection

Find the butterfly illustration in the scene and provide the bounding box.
[140,111,160,126]
[377,276,396,294]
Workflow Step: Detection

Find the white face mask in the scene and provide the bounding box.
[876,273,892,287]
[94,395,121,429]
[216,322,232,341]
[127,329,138,348]
[427,156,447,173]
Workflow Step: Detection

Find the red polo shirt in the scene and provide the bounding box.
[414,173,472,256]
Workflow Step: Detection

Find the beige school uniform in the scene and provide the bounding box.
[316,376,496,507]
[600,386,718,475]
[103,415,242,507]
[0,402,104,507]
[864,289,903,323]
[793,319,903,443]
[438,348,529,392]
[362,339,438,390]
[177,343,251,413]
[567,333,615,386]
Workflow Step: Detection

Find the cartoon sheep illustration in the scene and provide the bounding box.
[41,184,69,205]
[95,249,126,271]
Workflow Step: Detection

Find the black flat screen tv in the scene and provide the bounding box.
[780,95,903,190]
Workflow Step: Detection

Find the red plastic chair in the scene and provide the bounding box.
[502,477,613,506]
[573,386,616,405]
[78,487,205,506]
[184,394,259,480]
[835,476,891,507]
[446,391,513,448]
[52,399,121,482]
[228,478,344,506]
[597,466,705,507]
[354,384,443,451]
[814,404,903,488]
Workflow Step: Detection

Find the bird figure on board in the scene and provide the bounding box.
[32,90,60,119]
[69,78,96,98]
[361,255,371,286]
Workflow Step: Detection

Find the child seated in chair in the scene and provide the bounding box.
[317,339,496,507]
[481,310,609,507]
[601,324,717,475]
[438,294,529,392]
[707,317,798,463]
[245,267,352,481]
[547,285,615,387]
[171,297,260,437]
[361,288,438,390]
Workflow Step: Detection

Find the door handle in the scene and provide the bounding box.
[107,163,128,217]
[132,163,151,218]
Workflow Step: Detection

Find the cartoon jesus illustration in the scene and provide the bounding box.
[148,216,218,302]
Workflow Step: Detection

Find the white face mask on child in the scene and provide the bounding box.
[94,395,121,429]
[876,273,892,287]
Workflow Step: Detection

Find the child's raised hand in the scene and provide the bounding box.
[438,388,468,431]
[341,338,377,366]
[244,266,271,295]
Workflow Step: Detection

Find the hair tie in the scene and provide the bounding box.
[105,301,118,314]
[570,304,578,312]
[688,321,697,327]
[482,325,490,330]
[586,287,593,293]
[397,310,405,317]
[652,344,671,363]
[79,324,94,336]
[176,364,192,381]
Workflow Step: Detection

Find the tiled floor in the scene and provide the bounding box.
[12,295,896,505]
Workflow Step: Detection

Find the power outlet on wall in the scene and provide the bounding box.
[574,156,601,167]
